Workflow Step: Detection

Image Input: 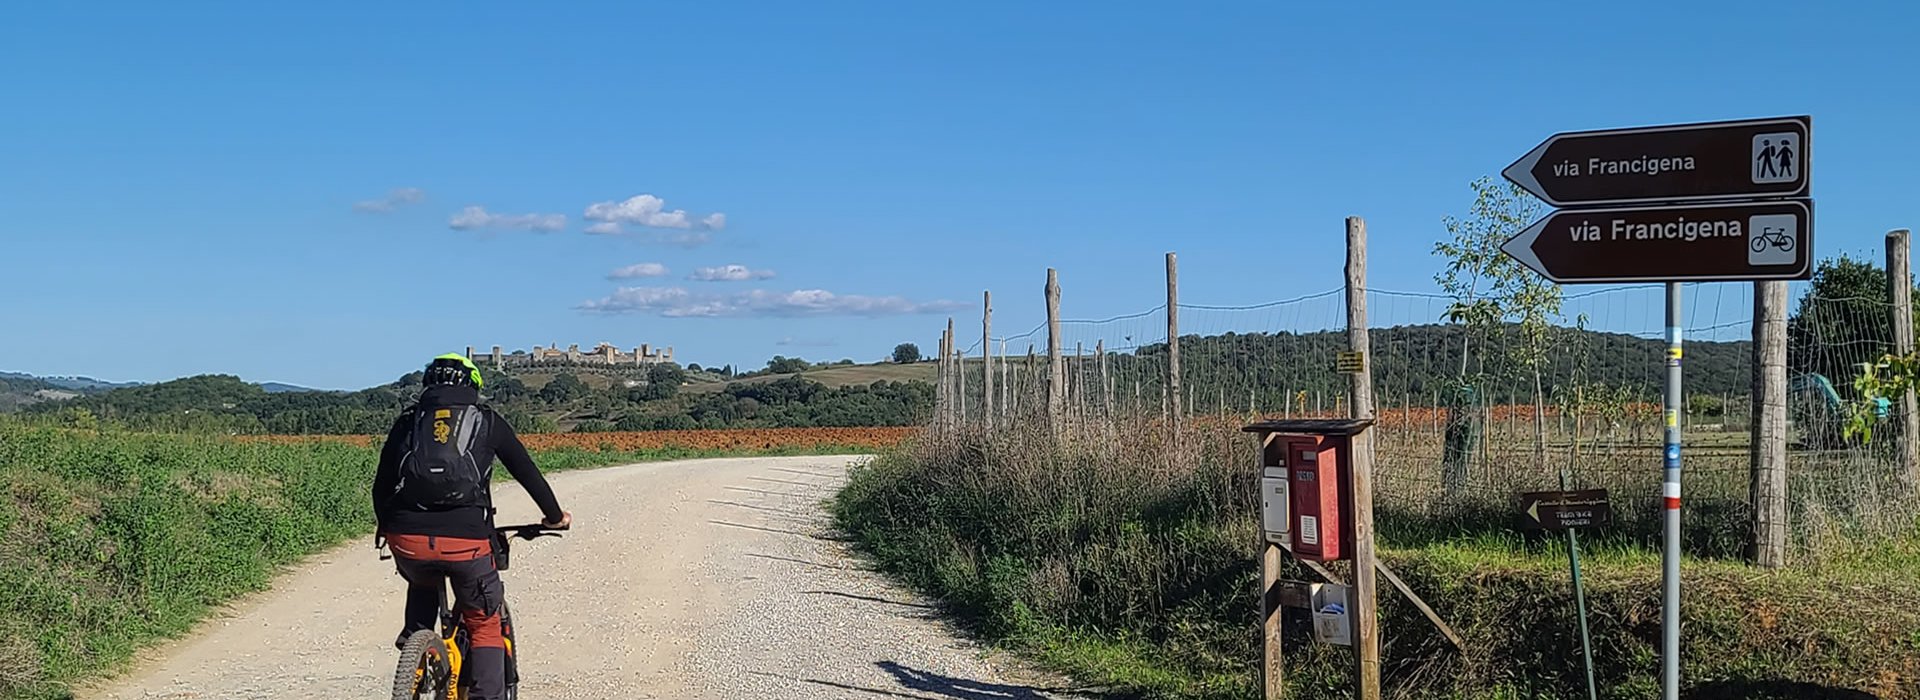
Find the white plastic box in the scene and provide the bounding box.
[1310,583,1351,646]
[1260,466,1289,544]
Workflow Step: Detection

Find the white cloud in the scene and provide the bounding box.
[582,194,726,231]
[579,287,963,318]
[448,206,566,233]
[689,264,776,282]
[609,262,670,279]
[353,187,426,213]
[585,221,713,247]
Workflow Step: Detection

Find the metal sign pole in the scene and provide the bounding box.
[1662,283,1684,700]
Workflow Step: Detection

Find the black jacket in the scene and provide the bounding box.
[371,385,564,540]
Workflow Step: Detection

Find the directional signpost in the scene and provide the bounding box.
[1504,116,1810,207]
[1519,489,1612,530]
[1502,116,1812,700]
[1502,199,1813,283]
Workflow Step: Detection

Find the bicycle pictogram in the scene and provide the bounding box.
[1751,226,1795,254]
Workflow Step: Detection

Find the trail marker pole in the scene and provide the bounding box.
[1500,116,1817,700]
[1662,284,1683,700]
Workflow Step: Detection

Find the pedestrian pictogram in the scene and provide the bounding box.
[1752,133,1799,184]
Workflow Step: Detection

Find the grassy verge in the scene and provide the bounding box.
[831,423,1920,700]
[0,422,876,699]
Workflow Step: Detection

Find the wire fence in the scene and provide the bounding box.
[933,266,1920,560]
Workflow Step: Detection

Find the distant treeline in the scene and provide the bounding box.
[24,365,934,435]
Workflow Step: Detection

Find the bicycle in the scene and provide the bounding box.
[1751,225,1795,253]
[383,523,565,700]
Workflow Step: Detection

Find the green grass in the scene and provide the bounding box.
[832,422,1920,700]
[0,422,866,700]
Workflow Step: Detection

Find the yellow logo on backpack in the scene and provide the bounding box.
[433,409,453,443]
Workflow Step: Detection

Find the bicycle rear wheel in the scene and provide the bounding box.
[392,629,452,700]
[502,602,519,700]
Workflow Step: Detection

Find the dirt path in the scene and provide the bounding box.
[83,455,1091,699]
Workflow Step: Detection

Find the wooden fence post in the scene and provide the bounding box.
[1890,230,1919,486]
[1168,252,1183,432]
[1099,339,1111,419]
[1006,337,1021,420]
[1047,269,1064,426]
[1026,344,1038,419]
[938,326,952,431]
[1751,280,1789,568]
[1346,216,1381,700]
[983,290,994,429]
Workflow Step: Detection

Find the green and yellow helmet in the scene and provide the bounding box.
[423,353,485,390]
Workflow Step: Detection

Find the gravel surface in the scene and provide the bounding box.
[81,455,1096,699]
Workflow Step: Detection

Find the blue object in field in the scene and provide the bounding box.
[1790,372,1891,418]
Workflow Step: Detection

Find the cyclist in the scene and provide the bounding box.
[372,353,570,700]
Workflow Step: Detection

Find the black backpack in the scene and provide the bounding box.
[391,403,493,511]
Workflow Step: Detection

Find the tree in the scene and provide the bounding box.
[628,363,685,401]
[538,373,587,403]
[1433,176,1561,490]
[766,355,810,375]
[892,343,922,364]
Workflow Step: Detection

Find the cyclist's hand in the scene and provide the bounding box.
[542,511,572,530]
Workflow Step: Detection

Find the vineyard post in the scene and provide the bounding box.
[957,331,967,425]
[1099,339,1111,420]
[984,290,995,429]
[1026,344,1038,419]
[1047,268,1064,428]
[1751,280,1789,569]
[1889,230,1919,486]
[1168,252,1183,437]
[1006,337,1021,420]
[1075,341,1086,426]
[938,325,951,431]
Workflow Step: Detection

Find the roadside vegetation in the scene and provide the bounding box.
[833,422,1920,700]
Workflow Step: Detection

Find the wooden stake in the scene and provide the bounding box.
[1006,337,1021,420]
[938,326,951,430]
[1345,216,1381,700]
[1263,542,1285,698]
[1098,339,1111,419]
[1890,230,1919,486]
[1751,280,1789,568]
[983,290,994,429]
[1026,344,1038,419]
[1046,269,1064,426]
[1167,252,1182,430]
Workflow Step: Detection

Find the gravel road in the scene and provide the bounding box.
[83,455,1094,699]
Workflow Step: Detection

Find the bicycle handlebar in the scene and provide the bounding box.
[375,523,568,561]
[495,523,570,540]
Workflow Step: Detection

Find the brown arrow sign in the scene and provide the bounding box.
[1519,489,1612,530]
[1501,200,1813,284]
[1504,116,1809,207]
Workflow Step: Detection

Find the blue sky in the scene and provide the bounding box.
[2,2,1915,390]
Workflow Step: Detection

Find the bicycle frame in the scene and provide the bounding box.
[436,583,468,700]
